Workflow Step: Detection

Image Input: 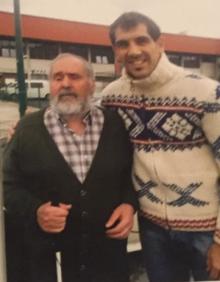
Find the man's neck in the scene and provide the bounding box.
[64,114,86,135]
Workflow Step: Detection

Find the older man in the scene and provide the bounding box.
[3,53,137,282]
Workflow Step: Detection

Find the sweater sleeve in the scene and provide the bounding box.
[3,126,43,224]
[201,83,220,243]
[121,134,138,211]
[114,111,139,212]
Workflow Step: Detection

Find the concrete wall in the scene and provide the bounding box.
[200,62,217,79]
[0,57,115,78]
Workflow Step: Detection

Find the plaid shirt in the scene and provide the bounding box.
[44,106,104,183]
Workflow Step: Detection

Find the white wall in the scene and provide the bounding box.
[0,57,115,78]
[200,62,217,79]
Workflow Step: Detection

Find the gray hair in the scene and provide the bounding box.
[49,53,94,79]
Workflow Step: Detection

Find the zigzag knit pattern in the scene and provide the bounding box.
[139,210,217,231]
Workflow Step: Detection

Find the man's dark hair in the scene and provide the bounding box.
[109,11,161,45]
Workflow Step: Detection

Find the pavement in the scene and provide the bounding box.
[0,100,20,141]
[0,100,38,142]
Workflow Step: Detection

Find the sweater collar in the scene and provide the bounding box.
[122,53,179,90]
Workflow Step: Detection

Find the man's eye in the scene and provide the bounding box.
[115,40,129,48]
[69,74,80,80]
[135,37,150,45]
[53,73,63,81]
[54,76,62,81]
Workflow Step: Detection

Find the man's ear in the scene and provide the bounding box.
[113,46,124,64]
[89,79,96,94]
[156,37,164,52]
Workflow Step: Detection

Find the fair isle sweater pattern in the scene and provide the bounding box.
[102,54,220,243]
[102,94,207,152]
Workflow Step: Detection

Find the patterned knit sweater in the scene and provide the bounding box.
[102,53,220,244]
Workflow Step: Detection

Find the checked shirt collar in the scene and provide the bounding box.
[44,106,104,183]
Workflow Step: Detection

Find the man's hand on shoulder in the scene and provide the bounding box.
[7,107,35,142]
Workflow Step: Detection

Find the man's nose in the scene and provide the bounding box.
[127,42,141,56]
[61,76,72,88]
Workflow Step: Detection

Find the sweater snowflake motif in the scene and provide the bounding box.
[102,53,220,243]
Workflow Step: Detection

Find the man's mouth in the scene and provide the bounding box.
[128,58,147,68]
[127,54,149,66]
[59,92,78,99]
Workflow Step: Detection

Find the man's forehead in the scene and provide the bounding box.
[115,23,150,40]
[52,58,85,73]
[53,56,82,67]
[53,70,78,76]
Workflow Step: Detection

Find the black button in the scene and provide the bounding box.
[80,249,88,257]
[80,264,86,271]
[80,190,87,197]
[82,211,88,218]
[82,233,88,240]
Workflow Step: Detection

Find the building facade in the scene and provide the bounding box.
[0,11,220,94]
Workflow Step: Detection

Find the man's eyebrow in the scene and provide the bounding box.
[114,39,129,46]
[53,71,63,76]
[115,38,128,43]
[115,35,150,43]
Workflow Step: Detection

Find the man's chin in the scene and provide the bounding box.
[58,107,82,116]
[128,70,148,79]
[50,101,80,115]
[58,95,77,102]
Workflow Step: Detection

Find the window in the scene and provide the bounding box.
[30,82,43,88]
[95,55,109,64]
[202,55,216,63]
[183,55,200,68]
[90,46,114,64]
[45,43,59,60]
[167,53,181,66]
[29,42,59,59]
[2,48,10,57]
[31,73,48,80]
[95,56,102,64]
[29,42,45,59]
[61,44,88,59]
[0,39,16,57]
[10,48,16,57]
[102,56,108,64]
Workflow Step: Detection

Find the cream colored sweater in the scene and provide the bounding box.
[102,53,220,243]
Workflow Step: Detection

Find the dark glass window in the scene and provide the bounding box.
[30,82,43,88]
[29,42,59,59]
[201,55,216,63]
[29,42,45,59]
[167,53,181,66]
[183,55,200,68]
[31,73,48,80]
[0,39,16,57]
[61,44,88,59]
[90,46,114,64]
[44,43,59,60]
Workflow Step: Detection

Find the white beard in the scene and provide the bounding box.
[50,91,93,117]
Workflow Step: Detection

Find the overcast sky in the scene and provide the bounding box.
[1,0,219,39]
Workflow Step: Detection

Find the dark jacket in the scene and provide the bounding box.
[3,108,137,282]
